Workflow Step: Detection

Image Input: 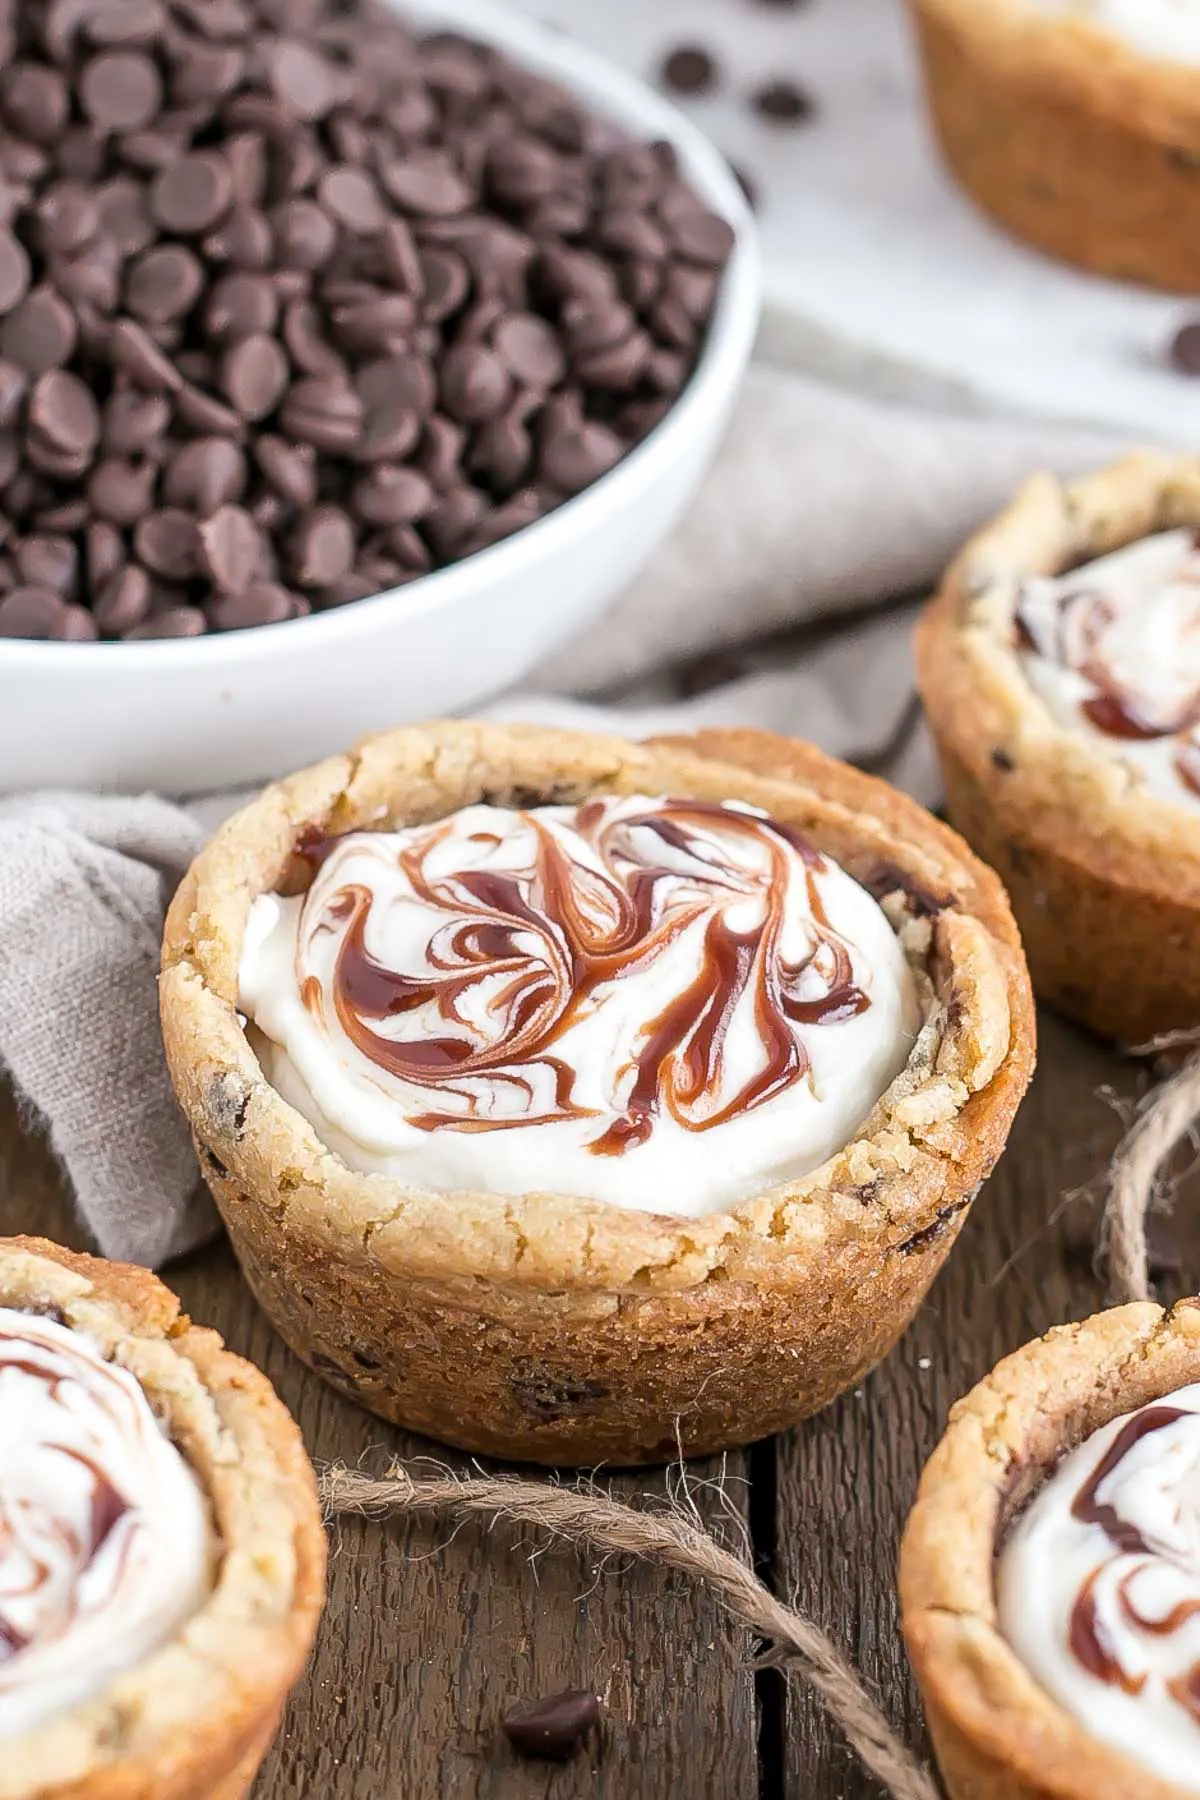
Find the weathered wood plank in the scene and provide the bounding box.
[0,1084,760,1800]
[776,1010,1160,1797]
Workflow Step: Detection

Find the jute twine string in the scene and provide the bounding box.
[1104,1033,1200,1304]
[319,1463,937,1800]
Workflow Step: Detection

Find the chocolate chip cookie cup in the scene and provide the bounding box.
[917,451,1200,1044]
[900,1299,1200,1800]
[0,1235,325,1800]
[160,722,1034,1467]
[908,0,1200,292]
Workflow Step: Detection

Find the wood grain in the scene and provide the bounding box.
[1,1009,1190,1798]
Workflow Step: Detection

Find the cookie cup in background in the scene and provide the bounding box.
[900,1299,1200,1800]
[0,1236,325,1800]
[908,0,1200,291]
[160,722,1034,1467]
[918,452,1200,1044]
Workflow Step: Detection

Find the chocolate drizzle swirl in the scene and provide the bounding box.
[0,1327,136,1679]
[1064,1403,1200,1721]
[297,798,872,1153]
[1014,534,1200,769]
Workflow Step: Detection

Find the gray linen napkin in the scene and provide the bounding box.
[0,367,1127,1267]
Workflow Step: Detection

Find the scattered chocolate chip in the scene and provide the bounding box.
[750,78,816,124]
[659,46,719,97]
[503,1690,600,1763]
[1169,321,1200,377]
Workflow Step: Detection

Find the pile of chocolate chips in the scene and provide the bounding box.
[0,0,735,640]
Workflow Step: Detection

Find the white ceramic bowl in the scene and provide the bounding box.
[0,0,759,795]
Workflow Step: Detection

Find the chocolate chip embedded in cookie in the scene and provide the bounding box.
[917,449,1200,1043]
[160,723,1033,1467]
[901,1298,1200,1800]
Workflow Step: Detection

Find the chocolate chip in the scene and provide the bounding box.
[126,244,204,322]
[197,502,261,592]
[125,602,206,637]
[319,165,387,235]
[29,369,100,458]
[219,333,289,420]
[266,38,338,121]
[209,579,294,629]
[135,507,198,578]
[80,50,162,130]
[289,503,355,584]
[205,271,278,341]
[2,289,76,373]
[89,457,156,525]
[0,584,65,637]
[751,78,816,124]
[165,436,246,513]
[539,417,624,494]
[17,534,77,594]
[1169,321,1200,376]
[152,152,234,234]
[659,46,719,96]
[52,602,99,639]
[94,562,150,633]
[0,231,31,314]
[108,317,183,390]
[439,344,511,424]
[280,374,362,450]
[350,465,432,527]
[503,1691,600,1762]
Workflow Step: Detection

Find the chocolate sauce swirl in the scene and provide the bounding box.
[0,1309,211,1738]
[1014,531,1200,807]
[304,798,869,1151]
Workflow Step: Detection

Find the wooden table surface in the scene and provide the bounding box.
[0,1010,1181,1799]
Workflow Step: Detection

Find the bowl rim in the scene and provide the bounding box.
[0,0,760,670]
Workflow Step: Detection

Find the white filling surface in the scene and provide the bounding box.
[998,1381,1200,1789]
[1031,0,1200,65]
[1015,529,1200,811]
[0,1309,213,1738]
[238,796,922,1218]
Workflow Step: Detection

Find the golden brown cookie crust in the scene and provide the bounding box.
[900,1298,1200,1800]
[909,0,1200,291]
[917,450,1200,1043]
[0,1237,325,1800]
[160,721,1034,1466]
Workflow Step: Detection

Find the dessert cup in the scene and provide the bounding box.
[918,451,1200,1044]
[908,0,1200,292]
[901,1297,1200,1800]
[0,1235,325,1800]
[160,721,1035,1466]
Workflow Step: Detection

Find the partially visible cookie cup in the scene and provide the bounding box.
[900,1299,1200,1800]
[160,721,1034,1467]
[909,0,1200,291]
[0,1236,325,1800]
[918,451,1200,1044]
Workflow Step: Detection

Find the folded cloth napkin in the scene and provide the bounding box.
[0,366,1127,1267]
